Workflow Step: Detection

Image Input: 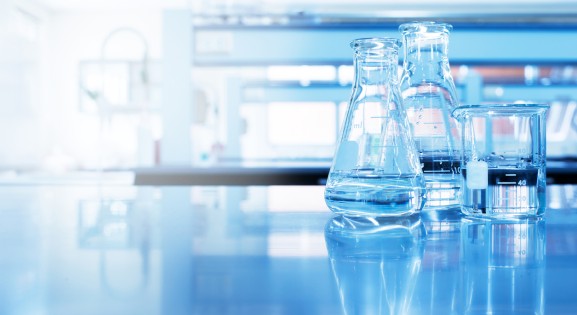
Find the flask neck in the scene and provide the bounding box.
[403,32,452,83]
[353,56,399,88]
[402,33,451,75]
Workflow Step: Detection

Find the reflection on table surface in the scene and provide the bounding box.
[0,185,576,314]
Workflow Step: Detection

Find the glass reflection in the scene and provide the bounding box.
[460,218,546,315]
[78,197,153,297]
[548,185,577,210]
[414,211,463,315]
[325,215,426,315]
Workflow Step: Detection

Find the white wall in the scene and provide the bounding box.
[0,1,170,170]
[35,9,164,170]
[0,1,43,169]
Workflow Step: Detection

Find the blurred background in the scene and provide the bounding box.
[2,0,577,184]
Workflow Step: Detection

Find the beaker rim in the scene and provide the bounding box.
[399,21,452,35]
[452,103,550,118]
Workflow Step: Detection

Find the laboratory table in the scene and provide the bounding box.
[0,184,576,315]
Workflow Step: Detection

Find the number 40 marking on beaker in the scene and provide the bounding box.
[518,179,527,186]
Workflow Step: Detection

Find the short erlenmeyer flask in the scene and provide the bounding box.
[399,21,461,211]
[324,38,426,217]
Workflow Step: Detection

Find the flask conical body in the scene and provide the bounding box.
[324,38,426,217]
[399,22,461,211]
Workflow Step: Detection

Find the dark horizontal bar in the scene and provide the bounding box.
[134,167,329,186]
[134,162,577,186]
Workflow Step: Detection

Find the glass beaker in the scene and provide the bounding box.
[452,103,549,218]
[324,38,426,217]
[325,215,426,315]
[399,21,461,211]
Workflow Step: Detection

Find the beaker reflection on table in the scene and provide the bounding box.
[325,215,426,315]
[460,219,546,315]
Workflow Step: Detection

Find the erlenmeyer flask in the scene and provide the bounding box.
[324,38,426,217]
[399,21,461,211]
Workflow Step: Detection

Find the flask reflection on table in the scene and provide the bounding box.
[413,210,463,315]
[324,214,426,315]
[460,218,546,315]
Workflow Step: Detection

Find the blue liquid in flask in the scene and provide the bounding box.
[324,37,426,217]
[325,169,425,217]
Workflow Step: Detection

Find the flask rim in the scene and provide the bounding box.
[350,37,401,51]
[399,21,453,35]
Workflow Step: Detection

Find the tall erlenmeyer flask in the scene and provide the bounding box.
[399,21,461,211]
[324,38,426,217]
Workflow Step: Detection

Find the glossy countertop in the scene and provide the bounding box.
[0,184,576,315]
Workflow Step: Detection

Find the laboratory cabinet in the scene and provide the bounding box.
[0,183,576,314]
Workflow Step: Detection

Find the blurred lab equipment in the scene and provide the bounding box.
[460,219,545,315]
[79,27,159,169]
[399,21,461,211]
[453,103,549,219]
[324,37,425,217]
[325,215,425,315]
[547,98,577,159]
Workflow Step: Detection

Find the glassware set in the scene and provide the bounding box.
[324,21,549,220]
